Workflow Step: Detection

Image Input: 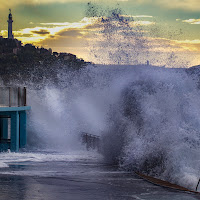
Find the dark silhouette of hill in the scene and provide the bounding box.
[0,38,91,87]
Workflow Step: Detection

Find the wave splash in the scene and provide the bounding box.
[99,66,200,190]
[26,64,200,190]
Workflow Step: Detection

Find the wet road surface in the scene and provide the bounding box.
[0,152,199,200]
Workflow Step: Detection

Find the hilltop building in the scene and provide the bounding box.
[7,9,14,39]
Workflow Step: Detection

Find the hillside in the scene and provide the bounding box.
[0,37,90,86]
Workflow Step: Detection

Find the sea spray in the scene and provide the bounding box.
[85,3,191,67]
[99,66,200,189]
[24,63,200,190]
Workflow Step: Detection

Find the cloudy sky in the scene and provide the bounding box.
[1,0,200,67]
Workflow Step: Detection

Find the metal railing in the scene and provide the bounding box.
[0,87,27,107]
[81,132,100,151]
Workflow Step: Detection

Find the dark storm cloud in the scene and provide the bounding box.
[31,29,50,35]
[84,23,102,30]
[41,34,86,48]
[57,29,83,37]
[14,33,33,37]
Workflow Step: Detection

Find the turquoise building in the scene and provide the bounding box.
[0,87,30,152]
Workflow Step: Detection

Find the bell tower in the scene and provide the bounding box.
[7,9,14,39]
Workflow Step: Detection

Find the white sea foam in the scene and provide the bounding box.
[0,150,102,170]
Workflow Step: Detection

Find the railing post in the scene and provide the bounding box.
[9,87,11,107]
[18,87,20,107]
[24,87,27,106]
[10,111,19,152]
[19,111,27,148]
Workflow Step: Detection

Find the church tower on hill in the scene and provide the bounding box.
[7,9,14,39]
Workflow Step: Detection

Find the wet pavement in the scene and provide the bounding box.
[0,153,199,200]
